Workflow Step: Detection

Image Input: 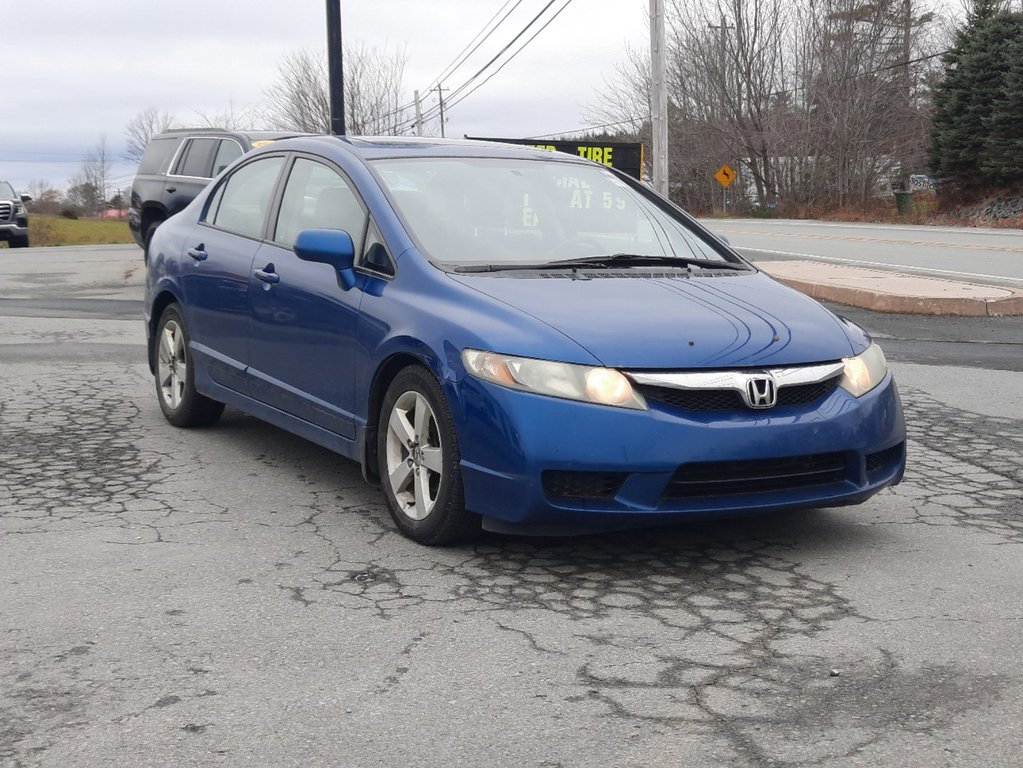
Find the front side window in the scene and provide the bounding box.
[206,156,285,239]
[374,157,733,267]
[274,157,366,250]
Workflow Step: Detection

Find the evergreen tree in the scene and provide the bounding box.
[929,1,1023,190]
[982,29,1023,182]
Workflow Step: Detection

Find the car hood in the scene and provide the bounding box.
[449,270,861,369]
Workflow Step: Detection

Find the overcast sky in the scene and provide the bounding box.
[0,0,648,193]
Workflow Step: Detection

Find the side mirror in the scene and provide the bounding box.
[294,228,357,290]
[20,194,32,203]
[717,233,731,246]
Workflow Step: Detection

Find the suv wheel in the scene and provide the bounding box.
[143,220,162,263]
[10,235,29,248]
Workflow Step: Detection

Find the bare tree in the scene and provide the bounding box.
[589,0,940,212]
[69,138,112,216]
[124,107,176,164]
[261,45,412,135]
[25,180,62,213]
[192,99,259,131]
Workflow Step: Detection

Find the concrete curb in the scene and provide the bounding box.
[758,261,1023,317]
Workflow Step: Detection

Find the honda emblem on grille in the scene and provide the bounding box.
[743,375,778,409]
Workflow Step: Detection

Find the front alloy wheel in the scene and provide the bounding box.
[385,390,445,521]
[378,367,478,544]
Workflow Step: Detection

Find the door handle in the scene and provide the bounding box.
[187,245,208,261]
[254,266,280,284]
[166,186,177,193]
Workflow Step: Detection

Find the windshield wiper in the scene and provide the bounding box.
[450,253,748,273]
[544,253,748,270]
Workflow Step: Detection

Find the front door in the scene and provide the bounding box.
[245,157,368,439]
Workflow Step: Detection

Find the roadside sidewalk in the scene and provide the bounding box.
[757,259,1023,317]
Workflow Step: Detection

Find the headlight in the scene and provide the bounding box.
[839,343,888,397]
[462,349,647,410]
[14,203,25,215]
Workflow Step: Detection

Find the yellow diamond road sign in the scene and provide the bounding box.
[715,164,737,188]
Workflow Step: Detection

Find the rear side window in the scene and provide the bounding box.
[137,138,180,175]
[206,156,285,239]
[212,140,243,176]
[173,138,219,178]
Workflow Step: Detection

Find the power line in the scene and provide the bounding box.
[379,0,545,128]
[410,0,562,128]
[385,0,584,132]
[421,0,525,94]
[405,0,574,132]
[442,0,576,116]
[527,117,651,140]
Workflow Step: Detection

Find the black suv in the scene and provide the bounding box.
[0,180,31,248]
[128,128,302,258]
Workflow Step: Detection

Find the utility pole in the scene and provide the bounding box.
[436,84,449,138]
[649,0,668,196]
[414,90,424,136]
[900,0,912,190]
[708,14,734,212]
[325,0,345,135]
[708,15,734,106]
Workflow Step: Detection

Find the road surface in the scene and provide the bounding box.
[2,245,1022,767]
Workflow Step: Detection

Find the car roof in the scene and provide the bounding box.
[268,134,596,166]
[154,128,311,142]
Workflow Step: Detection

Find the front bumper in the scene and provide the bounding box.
[453,372,906,531]
[0,222,29,241]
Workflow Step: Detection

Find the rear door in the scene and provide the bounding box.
[179,154,286,392]
[165,137,245,216]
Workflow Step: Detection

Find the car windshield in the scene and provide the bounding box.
[373,157,736,268]
[0,182,16,199]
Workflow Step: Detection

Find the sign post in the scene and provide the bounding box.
[714,163,736,212]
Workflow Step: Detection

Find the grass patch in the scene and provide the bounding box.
[7,215,135,247]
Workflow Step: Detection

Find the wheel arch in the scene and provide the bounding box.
[140,202,168,236]
[361,351,441,484]
[148,289,182,374]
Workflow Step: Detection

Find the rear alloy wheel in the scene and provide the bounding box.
[155,304,224,428]
[378,367,478,545]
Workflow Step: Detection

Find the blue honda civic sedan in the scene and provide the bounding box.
[144,135,906,544]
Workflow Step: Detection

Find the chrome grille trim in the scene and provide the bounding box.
[627,361,845,394]
[0,202,12,220]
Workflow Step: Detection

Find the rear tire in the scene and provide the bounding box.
[154,304,224,428]
[377,367,479,545]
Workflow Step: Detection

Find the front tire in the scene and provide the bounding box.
[10,234,29,248]
[378,367,478,545]
[155,304,224,427]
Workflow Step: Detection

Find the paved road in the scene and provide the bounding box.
[706,218,1023,288]
[2,247,1022,767]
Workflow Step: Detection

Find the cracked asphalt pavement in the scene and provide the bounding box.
[2,245,1022,767]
